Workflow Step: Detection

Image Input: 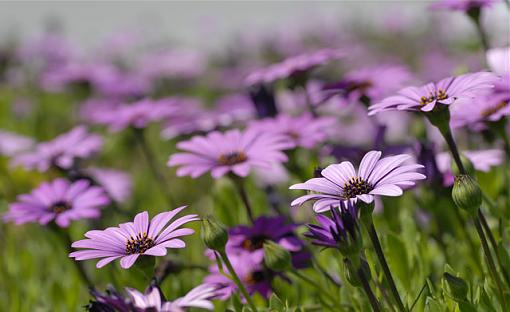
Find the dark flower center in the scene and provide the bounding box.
[50,201,71,214]
[481,101,509,118]
[125,232,155,254]
[347,80,373,94]
[244,270,266,285]
[218,151,247,166]
[342,176,373,199]
[419,89,448,106]
[242,235,268,251]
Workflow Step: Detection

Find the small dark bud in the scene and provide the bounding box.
[263,241,292,272]
[443,272,468,301]
[452,175,482,215]
[201,216,228,252]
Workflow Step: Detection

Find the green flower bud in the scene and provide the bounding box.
[201,216,228,252]
[263,241,292,272]
[452,175,482,215]
[443,272,468,301]
[343,257,370,288]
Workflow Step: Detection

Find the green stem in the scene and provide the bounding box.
[357,267,382,312]
[478,210,510,289]
[367,221,406,312]
[441,126,466,175]
[468,10,490,51]
[452,207,482,273]
[474,216,506,306]
[133,128,176,208]
[291,269,337,307]
[232,177,255,224]
[219,250,258,312]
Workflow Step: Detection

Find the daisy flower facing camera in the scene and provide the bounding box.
[290,151,426,212]
[69,207,198,269]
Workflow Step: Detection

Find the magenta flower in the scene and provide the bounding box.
[250,113,335,149]
[69,207,198,269]
[3,178,110,228]
[487,46,510,75]
[85,167,132,203]
[245,48,344,86]
[0,130,34,157]
[12,126,103,172]
[168,127,293,179]
[290,151,426,212]
[368,72,498,115]
[429,0,496,12]
[126,284,217,311]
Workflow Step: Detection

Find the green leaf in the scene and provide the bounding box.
[269,293,286,311]
[385,232,411,289]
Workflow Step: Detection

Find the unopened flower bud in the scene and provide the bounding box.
[452,175,482,215]
[201,216,228,252]
[263,241,292,272]
[443,272,468,301]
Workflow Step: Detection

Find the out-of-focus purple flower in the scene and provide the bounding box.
[245,48,344,86]
[429,0,496,12]
[290,151,426,212]
[12,126,102,172]
[204,252,275,300]
[369,72,498,115]
[487,46,510,75]
[69,207,198,269]
[16,33,76,68]
[250,113,335,149]
[159,98,216,140]
[137,49,206,81]
[168,127,293,179]
[88,284,218,312]
[213,93,256,126]
[85,98,180,132]
[322,65,412,104]
[305,201,360,254]
[85,168,132,203]
[0,130,34,157]
[226,216,310,268]
[3,178,110,228]
[436,149,504,186]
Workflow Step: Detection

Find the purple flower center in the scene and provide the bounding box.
[125,232,155,254]
[242,235,268,251]
[419,89,448,106]
[342,176,373,199]
[50,201,71,214]
[244,270,266,285]
[481,101,509,118]
[218,151,247,166]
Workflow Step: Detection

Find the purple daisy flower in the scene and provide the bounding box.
[85,168,132,203]
[245,48,344,86]
[290,150,426,212]
[12,126,103,172]
[249,113,335,149]
[368,72,498,115]
[322,65,412,104]
[305,201,361,256]
[226,216,310,268]
[429,0,496,12]
[167,126,293,179]
[204,252,275,300]
[0,130,34,157]
[436,149,504,186]
[69,207,198,269]
[3,178,110,228]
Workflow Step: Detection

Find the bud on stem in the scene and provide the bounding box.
[452,175,482,216]
[201,216,228,252]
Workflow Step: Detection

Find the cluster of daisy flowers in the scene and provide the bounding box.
[1,0,510,310]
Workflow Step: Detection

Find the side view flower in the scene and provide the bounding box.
[368,72,497,115]
[290,150,426,212]
[69,207,198,268]
[168,126,293,179]
[3,178,110,227]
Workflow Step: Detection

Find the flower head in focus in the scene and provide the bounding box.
[69,207,198,269]
[290,151,426,212]
[12,126,103,172]
[4,178,110,227]
[245,48,344,86]
[368,72,498,115]
[168,126,293,179]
